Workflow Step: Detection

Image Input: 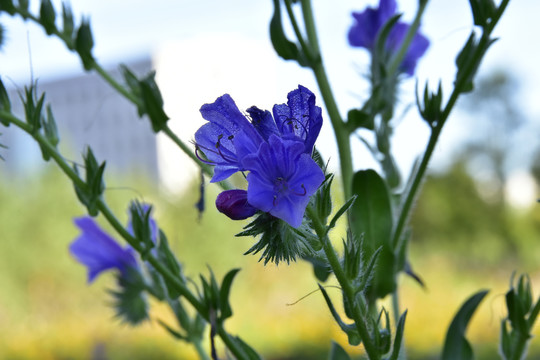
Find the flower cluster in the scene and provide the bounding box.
[348,0,429,76]
[195,86,325,228]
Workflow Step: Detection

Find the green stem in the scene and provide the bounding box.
[307,207,379,359]
[299,1,353,201]
[92,63,142,106]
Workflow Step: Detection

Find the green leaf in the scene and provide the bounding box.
[219,268,240,321]
[75,18,94,70]
[39,0,56,35]
[442,290,489,360]
[328,341,351,360]
[269,0,302,63]
[61,3,74,44]
[318,284,360,346]
[327,195,356,234]
[157,319,187,341]
[230,336,262,360]
[350,169,395,301]
[505,290,528,336]
[388,310,407,360]
[0,76,11,117]
[347,108,374,131]
[139,72,169,132]
[0,0,17,15]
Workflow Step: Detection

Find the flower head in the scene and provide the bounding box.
[243,135,324,228]
[69,217,138,283]
[348,0,429,75]
[196,86,325,228]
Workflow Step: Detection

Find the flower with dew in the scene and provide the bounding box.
[195,86,325,228]
[348,0,429,76]
[70,217,138,283]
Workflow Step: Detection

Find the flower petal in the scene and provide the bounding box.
[70,217,137,283]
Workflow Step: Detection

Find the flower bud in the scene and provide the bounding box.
[216,189,257,220]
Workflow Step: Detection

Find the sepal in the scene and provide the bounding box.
[109,267,149,325]
[416,80,443,128]
[73,147,106,216]
[237,212,313,265]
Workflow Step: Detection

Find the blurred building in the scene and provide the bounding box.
[1,58,159,180]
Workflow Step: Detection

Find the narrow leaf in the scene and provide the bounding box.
[442,290,489,360]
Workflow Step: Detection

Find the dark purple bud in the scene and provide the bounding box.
[216,189,257,220]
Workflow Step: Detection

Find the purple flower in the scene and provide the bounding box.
[196,86,325,228]
[348,0,429,76]
[243,135,324,228]
[70,217,138,283]
[195,94,265,182]
[216,189,258,220]
[272,85,323,154]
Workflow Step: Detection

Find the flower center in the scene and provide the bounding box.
[272,177,307,206]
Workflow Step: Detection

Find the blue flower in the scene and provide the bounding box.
[195,94,265,182]
[216,189,258,220]
[70,217,138,283]
[243,135,324,228]
[348,0,429,76]
[272,85,323,155]
[196,86,325,228]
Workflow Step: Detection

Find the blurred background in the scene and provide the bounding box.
[1,0,539,359]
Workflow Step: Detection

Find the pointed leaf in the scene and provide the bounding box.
[219,268,240,321]
[442,290,489,360]
[388,310,408,360]
[327,195,356,233]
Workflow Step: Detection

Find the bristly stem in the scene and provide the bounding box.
[307,206,380,359]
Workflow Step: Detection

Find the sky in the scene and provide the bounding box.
[0,0,538,188]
